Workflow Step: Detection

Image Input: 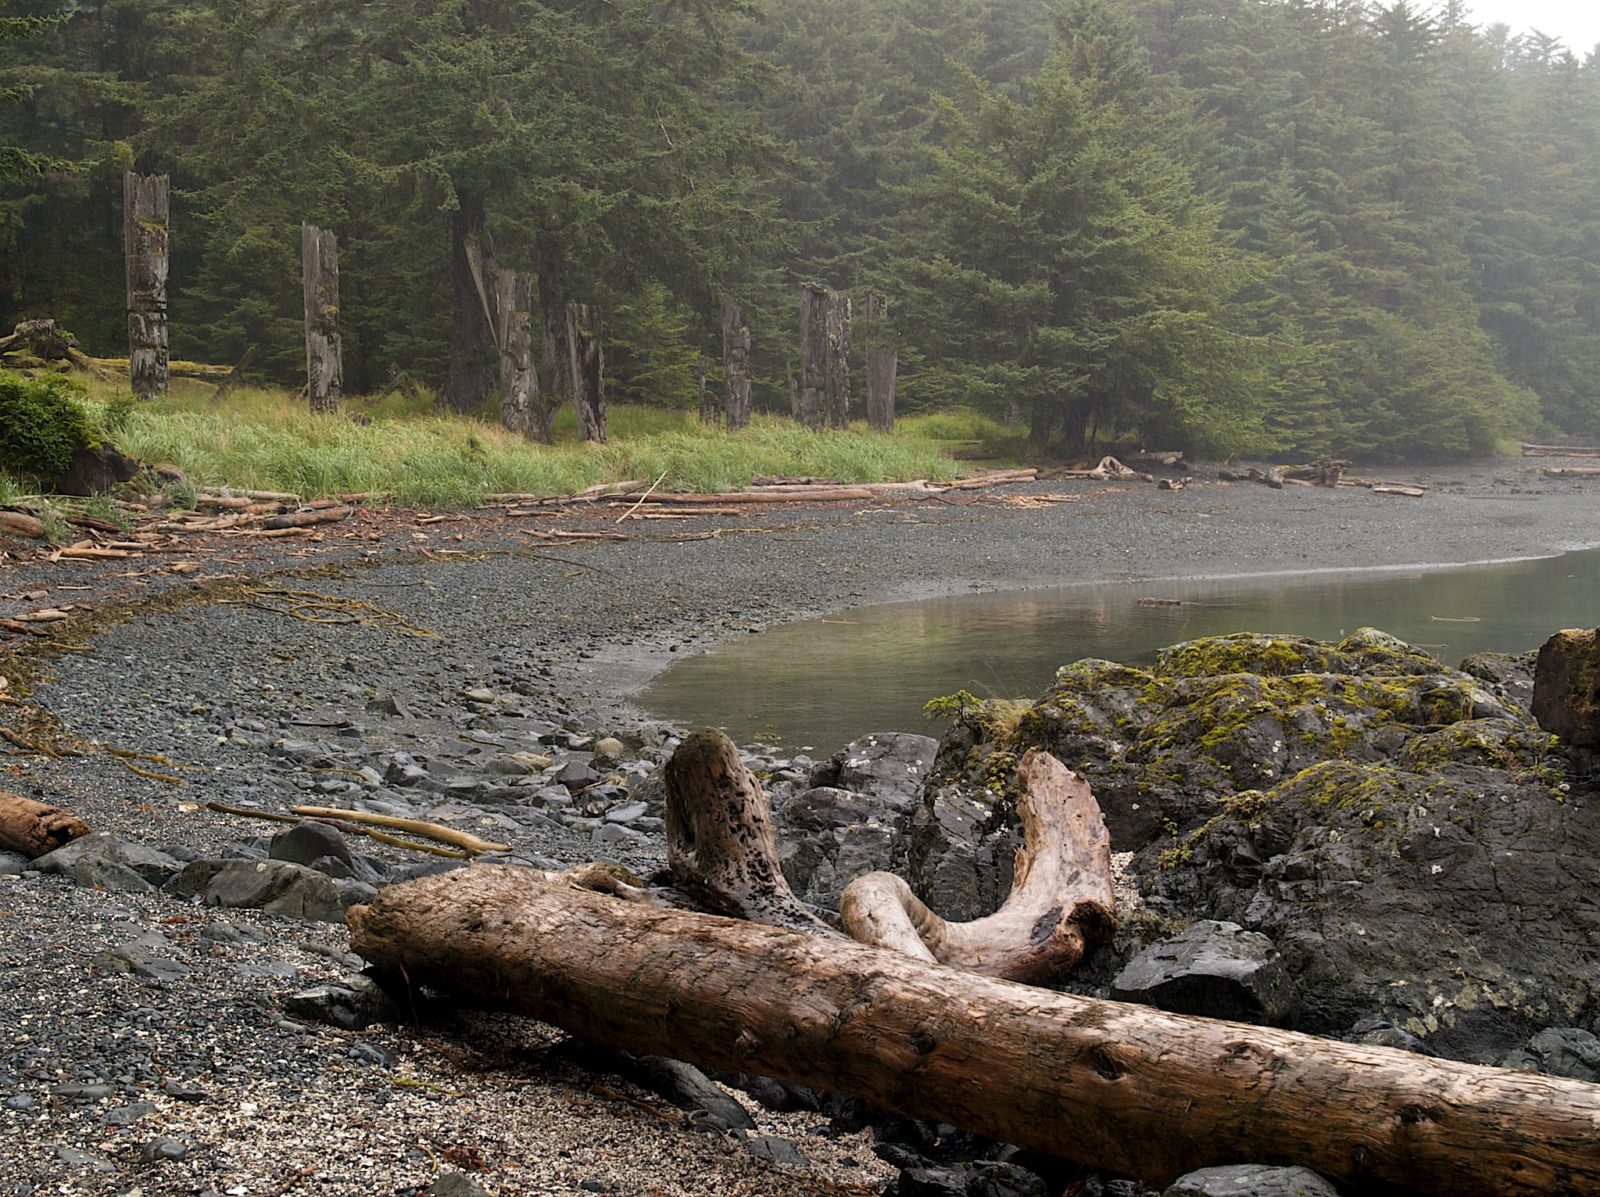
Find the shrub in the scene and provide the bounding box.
[0,370,96,479]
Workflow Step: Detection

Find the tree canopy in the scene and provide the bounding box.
[2,0,1598,458]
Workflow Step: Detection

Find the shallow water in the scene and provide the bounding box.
[638,547,1600,751]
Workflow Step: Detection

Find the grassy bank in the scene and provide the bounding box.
[10,377,1017,508]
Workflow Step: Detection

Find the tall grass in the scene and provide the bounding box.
[61,380,983,506]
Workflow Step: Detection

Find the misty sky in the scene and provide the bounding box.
[1458,0,1600,52]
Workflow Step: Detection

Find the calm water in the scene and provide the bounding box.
[638,548,1600,752]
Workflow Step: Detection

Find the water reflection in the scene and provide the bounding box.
[639,549,1600,752]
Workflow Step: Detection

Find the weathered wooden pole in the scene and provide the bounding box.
[799,284,828,429]
[123,172,169,400]
[497,271,541,439]
[567,302,605,443]
[865,291,896,433]
[825,289,852,429]
[723,301,752,430]
[301,224,343,413]
[536,236,570,413]
[349,869,1600,1197]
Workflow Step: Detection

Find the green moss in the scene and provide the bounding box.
[0,369,98,480]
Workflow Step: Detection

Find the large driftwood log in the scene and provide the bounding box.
[840,750,1115,984]
[348,867,1600,1197]
[0,791,90,858]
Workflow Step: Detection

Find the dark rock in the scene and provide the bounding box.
[139,1136,190,1163]
[1533,628,1600,748]
[52,443,139,496]
[5,1093,38,1111]
[557,760,605,790]
[283,976,400,1030]
[907,786,1016,923]
[365,692,412,718]
[747,1135,809,1167]
[624,1056,755,1131]
[74,856,155,893]
[54,1145,117,1173]
[718,1073,821,1113]
[1111,921,1296,1025]
[0,848,29,875]
[810,733,939,811]
[348,1041,396,1067]
[53,1083,116,1102]
[898,1162,1048,1197]
[269,820,353,869]
[953,629,1600,1055]
[1508,1027,1600,1082]
[165,859,231,898]
[98,932,191,984]
[307,852,386,885]
[1161,1165,1340,1197]
[104,1101,158,1125]
[778,787,901,911]
[1345,1017,1434,1056]
[425,1171,492,1197]
[200,860,347,922]
[160,1080,209,1102]
[30,832,182,886]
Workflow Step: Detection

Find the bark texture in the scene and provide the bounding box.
[301,224,343,413]
[347,868,1600,1197]
[799,284,828,429]
[723,301,752,430]
[439,192,497,414]
[0,791,90,858]
[567,302,605,443]
[824,289,852,429]
[663,729,836,934]
[839,750,1115,984]
[864,291,896,433]
[123,173,169,400]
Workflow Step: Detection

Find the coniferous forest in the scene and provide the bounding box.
[2,0,1598,461]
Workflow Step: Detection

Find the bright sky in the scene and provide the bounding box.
[1453,0,1600,55]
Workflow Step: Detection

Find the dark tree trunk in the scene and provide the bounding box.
[698,356,719,426]
[301,224,343,414]
[567,302,605,443]
[439,191,497,414]
[864,292,895,433]
[824,290,852,429]
[536,235,570,412]
[723,301,752,430]
[123,172,169,400]
[799,284,828,429]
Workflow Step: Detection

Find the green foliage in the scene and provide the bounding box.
[0,368,93,479]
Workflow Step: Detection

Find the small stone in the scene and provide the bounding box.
[347,1041,395,1067]
[55,1145,117,1173]
[52,1082,116,1102]
[104,1101,158,1125]
[425,1173,491,1197]
[139,1137,190,1163]
[5,1093,38,1111]
[746,1135,809,1167]
[593,736,625,762]
[603,801,648,824]
[460,686,496,704]
[161,1080,209,1102]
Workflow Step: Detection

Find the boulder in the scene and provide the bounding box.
[1110,921,1296,1026]
[810,733,939,812]
[778,786,901,910]
[269,820,353,869]
[200,860,347,922]
[934,629,1600,1057]
[1533,628,1600,749]
[1162,1165,1339,1197]
[1503,1027,1600,1082]
[30,832,182,887]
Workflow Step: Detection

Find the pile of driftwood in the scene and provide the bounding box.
[1220,458,1426,497]
[348,728,1600,1197]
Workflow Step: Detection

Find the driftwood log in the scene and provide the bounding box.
[840,749,1115,983]
[347,866,1600,1197]
[0,791,90,858]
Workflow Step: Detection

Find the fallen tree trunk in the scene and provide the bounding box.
[0,791,90,858]
[348,868,1600,1197]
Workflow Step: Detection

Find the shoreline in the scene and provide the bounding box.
[1,456,1599,1195]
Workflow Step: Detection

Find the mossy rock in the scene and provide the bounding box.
[0,369,98,480]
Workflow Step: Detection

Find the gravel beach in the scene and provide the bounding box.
[2,459,1597,1197]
